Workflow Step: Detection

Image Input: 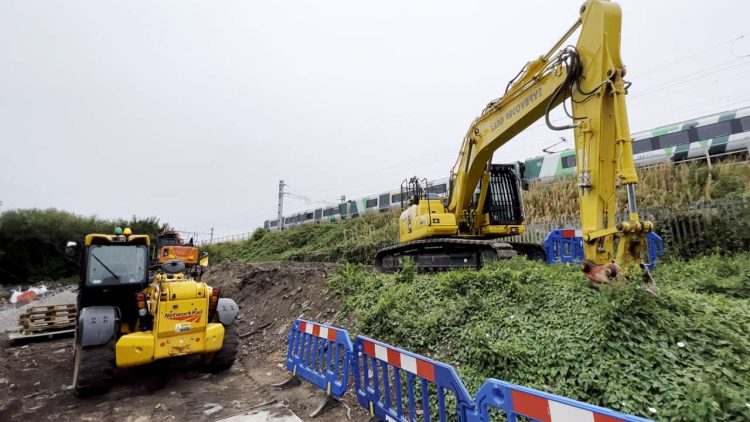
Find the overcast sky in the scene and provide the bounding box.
[1,0,748,239]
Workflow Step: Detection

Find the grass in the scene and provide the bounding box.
[204,211,399,264]
[328,254,750,421]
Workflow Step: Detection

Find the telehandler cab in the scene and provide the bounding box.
[66,227,239,396]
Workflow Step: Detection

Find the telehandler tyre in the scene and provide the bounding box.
[204,322,239,372]
[72,342,115,397]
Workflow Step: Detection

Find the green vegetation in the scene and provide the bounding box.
[201,162,749,420]
[329,255,750,421]
[0,208,165,284]
[205,210,398,264]
[206,161,748,265]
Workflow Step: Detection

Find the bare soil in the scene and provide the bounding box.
[0,262,369,422]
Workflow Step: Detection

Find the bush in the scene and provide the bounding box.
[328,255,750,421]
[0,209,165,284]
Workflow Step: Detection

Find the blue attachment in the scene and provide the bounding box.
[464,379,654,422]
[544,229,664,270]
[285,319,353,398]
[352,335,475,422]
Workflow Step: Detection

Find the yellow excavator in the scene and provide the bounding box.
[376,0,654,286]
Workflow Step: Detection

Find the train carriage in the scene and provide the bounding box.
[265,107,749,231]
[528,106,750,180]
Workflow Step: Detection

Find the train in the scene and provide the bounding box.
[264,106,750,231]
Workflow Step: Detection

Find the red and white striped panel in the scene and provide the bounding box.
[512,390,626,422]
[360,339,435,382]
[298,320,338,342]
[561,229,583,239]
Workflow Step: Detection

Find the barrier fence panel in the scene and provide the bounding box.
[282,320,655,422]
[466,379,653,422]
[353,336,475,422]
[544,229,663,270]
[644,232,663,271]
[285,319,353,398]
[544,229,583,265]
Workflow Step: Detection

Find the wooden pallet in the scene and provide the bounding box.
[18,303,77,334]
[26,303,76,313]
[20,310,76,320]
[22,320,75,330]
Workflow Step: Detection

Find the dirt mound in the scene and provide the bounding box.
[202,261,353,358]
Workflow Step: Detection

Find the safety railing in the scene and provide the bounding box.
[466,379,653,422]
[544,229,663,270]
[284,319,353,398]
[353,336,475,422]
[277,318,655,421]
[544,229,584,265]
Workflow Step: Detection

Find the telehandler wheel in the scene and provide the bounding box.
[204,322,239,373]
[72,342,115,397]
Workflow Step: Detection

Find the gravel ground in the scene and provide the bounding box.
[0,287,77,332]
[0,264,369,421]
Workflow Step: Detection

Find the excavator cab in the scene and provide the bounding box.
[154,230,200,267]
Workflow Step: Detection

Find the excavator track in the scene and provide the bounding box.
[375,238,516,273]
[375,238,548,273]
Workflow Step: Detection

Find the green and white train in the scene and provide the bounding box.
[525,106,750,180]
[264,106,750,231]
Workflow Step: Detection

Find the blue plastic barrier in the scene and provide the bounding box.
[352,335,475,422]
[644,232,663,271]
[545,229,663,271]
[465,379,653,422]
[283,320,655,422]
[544,229,584,265]
[285,319,353,398]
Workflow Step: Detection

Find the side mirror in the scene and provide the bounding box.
[65,241,78,257]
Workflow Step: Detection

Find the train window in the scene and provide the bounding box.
[366,198,378,208]
[379,194,390,208]
[632,138,652,154]
[739,116,750,132]
[349,201,359,216]
[391,193,402,204]
[658,131,689,148]
[323,208,334,217]
[561,154,576,169]
[284,217,292,224]
[428,184,447,194]
[696,121,732,140]
[338,203,348,216]
[270,220,278,227]
[314,209,322,220]
[306,212,314,220]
